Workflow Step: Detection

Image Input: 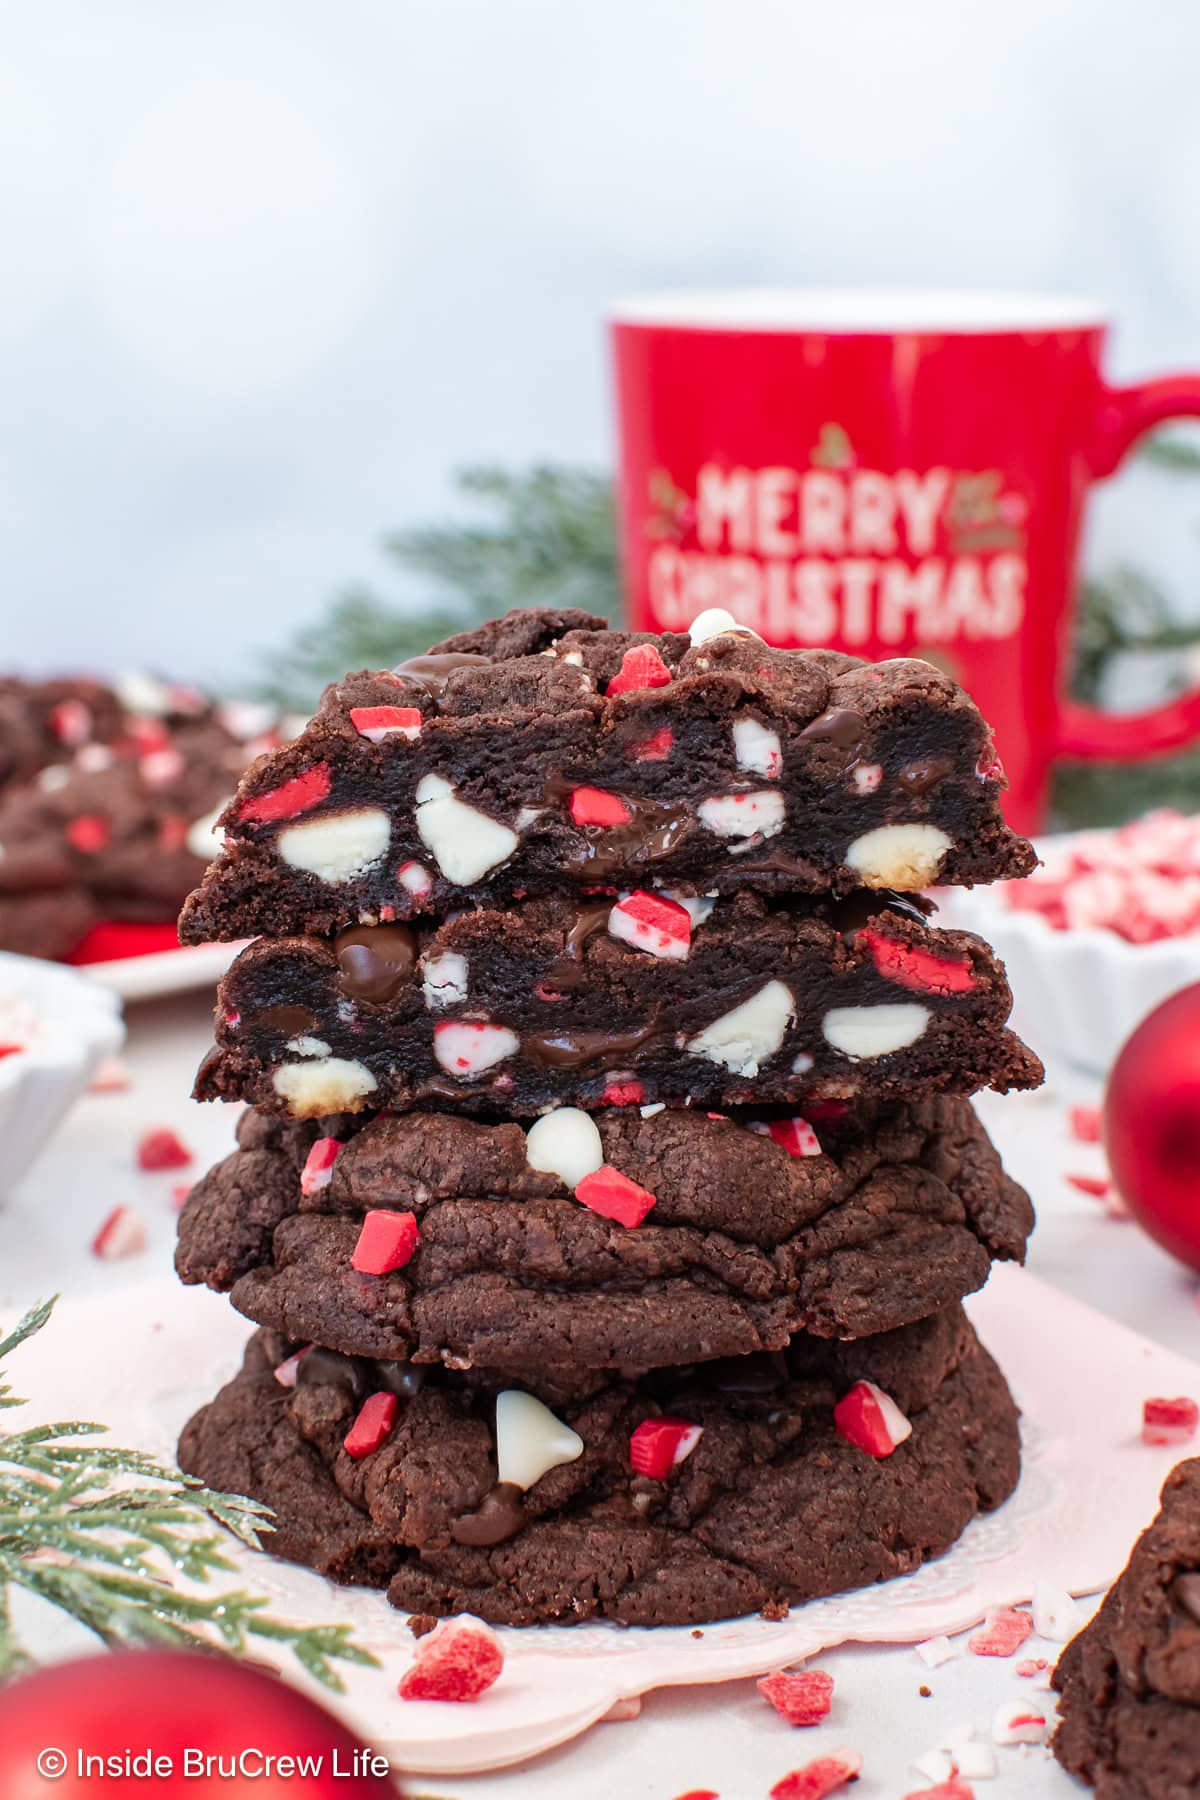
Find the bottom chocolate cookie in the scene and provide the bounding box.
[178,1306,1020,1628]
[1053,1459,1200,1799]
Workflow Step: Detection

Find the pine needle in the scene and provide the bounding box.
[0,1298,378,1690]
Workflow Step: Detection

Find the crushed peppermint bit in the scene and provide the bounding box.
[136,1128,193,1171]
[1143,1395,1199,1446]
[1069,1104,1103,1143]
[1066,1171,1111,1197]
[992,1701,1047,1745]
[1002,809,1200,942]
[769,1749,863,1799]
[915,1635,958,1669]
[968,1607,1033,1656]
[87,1055,130,1092]
[1016,1657,1049,1677]
[398,1617,503,1703]
[91,1204,147,1260]
[757,1668,834,1727]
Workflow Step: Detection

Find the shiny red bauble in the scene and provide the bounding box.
[0,1651,401,1798]
[1105,982,1200,1270]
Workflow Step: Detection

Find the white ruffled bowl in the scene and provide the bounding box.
[0,952,126,1195]
[938,841,1200,1078]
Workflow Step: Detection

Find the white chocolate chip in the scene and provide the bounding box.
[791,1051,814,1074]
[688,608,761,647]
[186,802,229,861]
[495,1390,584,1490]
[667,891,717,927]
[272,1057,378,1117]
[688,980,795,1077]
[639,1101,665,1118]
[515,806,544,831]
[845,822,951,889]
[1032,1578,1080,1642]
[525,1108,604,1190]
[116,670,172,715]
[415,774,519,885]
[285,1035,331,1058]
[37,764,71,791]
[822,1003,930,1059]
[278,807,390,883]
[732,717,782,779]
[433,1020,519,1078]
[697,791,785,840]
[421,951,468,1009]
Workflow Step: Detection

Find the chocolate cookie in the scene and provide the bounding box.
[179,607,1035,945]
[177,1305,1020,1627]
[195,889,1041,1119]
[1053,1459,1200,1797]
[176,1096,1033,1373]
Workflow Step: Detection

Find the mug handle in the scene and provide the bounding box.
[1056,373,1200,759]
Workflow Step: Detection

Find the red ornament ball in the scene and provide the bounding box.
[0,1650,401,1798]
[1104,982,1200,1269]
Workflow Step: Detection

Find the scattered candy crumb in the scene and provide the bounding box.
[397,1617,504,1703]
[1066,1172,1111,1198]
[768,1748,863,1799]
[91,1204,147,1260]
[968,1607,1034,1657]
[756,1668,834,1727]
[992,1701,1048,1745]
[915,1634,958,1669]
[87,1055,130,1092]
[1069,1105,1103,1143]
[1016,1657,1049,1678]
[1002,809,1200,941]
[902,1779,974,1800]
[136,1127,193,1171]
[1142,1395,1199,1446]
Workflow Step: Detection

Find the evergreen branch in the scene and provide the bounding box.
[1140,434,1200,471]
[0,1298,377,1690]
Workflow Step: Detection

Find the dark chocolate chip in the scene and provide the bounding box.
[523,1022,659,1070]
[335,923,418,1003]
[449,1481,528,1548]
[800,707,867,751]
[296,1347,374,1400]
[897,756,955,796]
[255,1004,321,1038]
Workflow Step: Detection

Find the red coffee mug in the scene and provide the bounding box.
[611,291,1200,832]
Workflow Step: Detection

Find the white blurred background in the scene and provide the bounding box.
[3,0,1199,680]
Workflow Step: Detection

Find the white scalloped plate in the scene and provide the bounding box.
[10,1263,1194,1776]
[79,940,244,1002]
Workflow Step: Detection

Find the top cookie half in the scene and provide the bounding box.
[180,607,1035,943]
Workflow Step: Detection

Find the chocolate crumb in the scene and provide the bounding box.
[919,1683,932,1697]
[407,1613,438,1639]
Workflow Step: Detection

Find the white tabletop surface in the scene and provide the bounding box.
[3,988,1197,1800]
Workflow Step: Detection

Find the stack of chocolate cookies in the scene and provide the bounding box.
[175,605,1040,1628]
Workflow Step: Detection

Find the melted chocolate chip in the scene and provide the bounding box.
[828,888,932,936]
[254,1003,320,1038]
[449,1481,528,1548]
[544,779,695,877]
[335,923,418,1003]
[392,651,491,696]
[523,1021,658,1070]
[897,755,954,796]
[375,1360,430,1400]
[1174,1572,1200,1622]
[563,898,614,960]
[296,1348,374,1400]
[800,707,867,752]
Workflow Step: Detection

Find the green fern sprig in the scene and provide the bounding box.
[0,1298,378,1690]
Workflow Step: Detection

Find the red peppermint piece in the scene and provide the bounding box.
[1066,1172,1110,1197]
[343,1391,399,1460]
[803,1100,848,1122]
[770,1749,863,1799]
[171,1183,192,1210]
[575,1164,656,1227]
[901,1780,973,1800]
[140,747,185,788]
[630,726,674,762]
[91,1204,148,1260]
[671,1793,719,1800]
[569,786,633,828]
[50,698,93,745]
[300,1136,342,1197]
[0,1044,22,1059]
[1143,1395,1199,1446]
[968,1607,1034,1656]
[856,927,976,996]
[607,643,673,697]
[629,1416,703,1478]
[601,1080,645,1106]
[833,1381,912,1457]
[157,814,189,852]
[349,705,422,743]
[398,1618,504,1702]
[1069,1104,1103,1143]
[608,890,692,960]
[1016,1657,1049,1677]
[767,1118,822,1158]
[136,1128,193,1171]
[757,1668,834,1727]
[66,814,111,854]
[124,716,171,755]
[237,761,332,824]
[351,1209,420,1275]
